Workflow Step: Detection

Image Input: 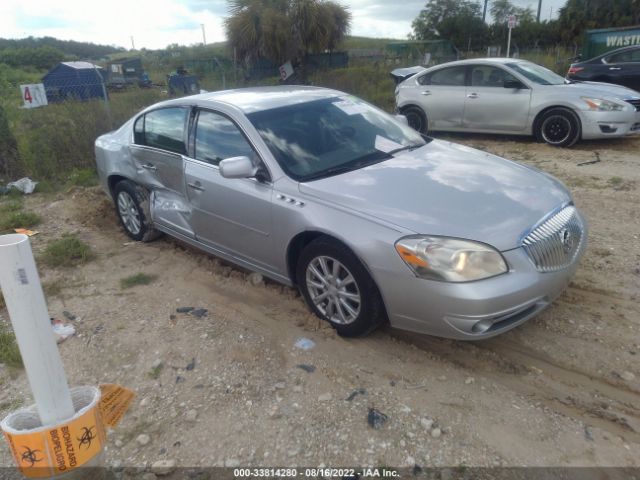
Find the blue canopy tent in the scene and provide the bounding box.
[42,62,107,103]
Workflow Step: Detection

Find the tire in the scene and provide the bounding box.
[401,106,428,134]
[114,180,162,242]
[535,108,581,147]
[296,237,386,337]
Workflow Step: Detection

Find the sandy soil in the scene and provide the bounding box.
[0,134,639,474]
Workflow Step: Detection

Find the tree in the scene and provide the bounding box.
[490,0,516,24]
[412,0,482,40]
[224,0,351,80]
[558,0,640,44]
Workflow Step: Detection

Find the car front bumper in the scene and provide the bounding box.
[578,108,640,139]
[373,230,587,340]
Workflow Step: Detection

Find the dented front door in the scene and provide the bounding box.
[184,109,274,270]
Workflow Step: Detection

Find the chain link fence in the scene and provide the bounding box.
[0,43,585,183]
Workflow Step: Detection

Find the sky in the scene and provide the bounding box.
[0,0,567,51]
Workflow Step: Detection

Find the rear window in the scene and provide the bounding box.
[134,107,188,154]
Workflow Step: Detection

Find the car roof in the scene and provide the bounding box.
[427,58,531,68]
[155,86,345,114]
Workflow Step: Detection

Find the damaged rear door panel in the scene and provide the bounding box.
[130,106,195,238]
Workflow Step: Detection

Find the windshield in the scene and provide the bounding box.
[507,62,566,85]
[246,96,428,181]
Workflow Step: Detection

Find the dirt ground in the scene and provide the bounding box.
[0,134,639,474]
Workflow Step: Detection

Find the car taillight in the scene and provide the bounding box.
[567,66,584,75]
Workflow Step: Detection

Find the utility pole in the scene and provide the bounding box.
[130,36,135,50]
[482,0,489,22]
[537,0,542,22]
[201,24,206,45]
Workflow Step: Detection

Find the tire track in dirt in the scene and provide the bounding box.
[388,329,640,444]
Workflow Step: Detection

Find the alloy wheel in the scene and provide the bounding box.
[117,191,142,235]
[305,256,361,325]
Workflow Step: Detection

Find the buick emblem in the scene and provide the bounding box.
[561,229,574,254]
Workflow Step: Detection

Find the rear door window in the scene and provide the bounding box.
[606,49,640,64]
[421,66,467,86]
[139,107,188,154]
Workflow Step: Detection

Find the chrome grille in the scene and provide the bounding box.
[522,206,584,272]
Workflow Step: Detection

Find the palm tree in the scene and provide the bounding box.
[322,1,352,52]
[225,0,351,81]
[490,0,516,24]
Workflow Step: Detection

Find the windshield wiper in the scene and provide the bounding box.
[301,154,390,182]
[386,143,423,156]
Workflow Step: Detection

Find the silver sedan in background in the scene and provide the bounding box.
[394,58,640,147]
[95,87,586,339]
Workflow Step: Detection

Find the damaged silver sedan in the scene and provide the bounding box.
[95,87,586,339]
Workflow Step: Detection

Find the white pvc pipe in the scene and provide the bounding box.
[0,234,74,425]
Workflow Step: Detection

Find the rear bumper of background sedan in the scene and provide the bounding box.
[374,239,587,340]
[579,109,640,139]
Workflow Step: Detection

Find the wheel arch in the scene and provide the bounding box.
[532,105,582,140]
[107,174,130,200]
[286,230,378,288]
[399,104,428,132]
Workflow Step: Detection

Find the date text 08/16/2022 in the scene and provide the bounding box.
[233,468,400,477]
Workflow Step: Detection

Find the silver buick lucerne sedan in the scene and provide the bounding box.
[394,58,640,147]
[95,86,587,339]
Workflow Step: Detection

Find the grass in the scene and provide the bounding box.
[0,398,24,411]
[0,211,41,231]
[0,199,23,213]
[148,363,164,379]
[120,273,157,289]
[68,168,98,187]
[609,176,623,186]
[42,281,63,298]
[40,234,95,268]
[0,327,22,368]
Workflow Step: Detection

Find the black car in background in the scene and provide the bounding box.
[567,45,640,92]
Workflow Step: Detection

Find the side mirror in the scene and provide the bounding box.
[504,79,524,89]
[219,156,258,179]
[395,114,409,126]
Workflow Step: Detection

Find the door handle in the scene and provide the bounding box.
[141,163,157,172]
[421,90,432,96]
[188,182,205,192]
[609,67,621,70]
[467,93,479,99]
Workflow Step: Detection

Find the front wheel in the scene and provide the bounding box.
[535,108,581,147]
[297,238,386,337]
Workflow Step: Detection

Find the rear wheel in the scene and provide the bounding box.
[401,106,428,134]
[535,108,581,147]
[297,238,386,337]
[114,180,162,242]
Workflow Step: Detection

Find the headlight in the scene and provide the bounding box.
[581,97,624,112]
[395,236,508,282]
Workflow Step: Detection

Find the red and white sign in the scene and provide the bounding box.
[20,84,48,109]
[279,61,294,81]
[507,15,517,29]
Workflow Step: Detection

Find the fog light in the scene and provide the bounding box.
[472,319,493,334]
[599,125,618,134]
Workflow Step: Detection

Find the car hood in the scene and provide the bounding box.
[298,140,571,251]
[560,81,640,100]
